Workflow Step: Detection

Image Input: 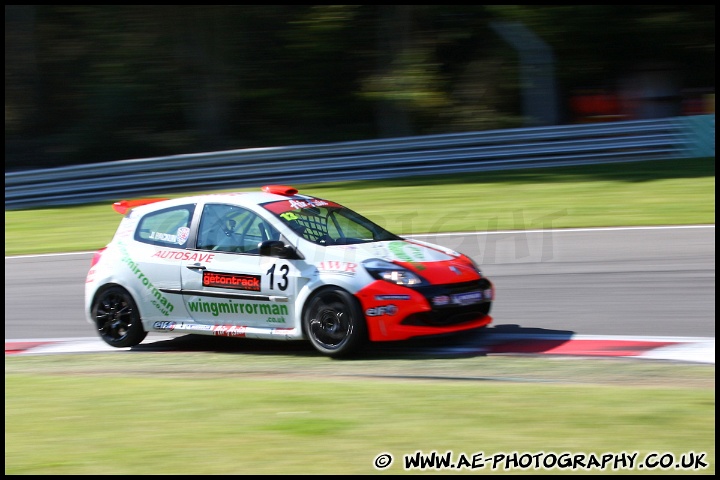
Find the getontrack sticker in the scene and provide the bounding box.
[202,271,261,291]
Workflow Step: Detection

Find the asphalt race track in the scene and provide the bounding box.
[5,226,715,363]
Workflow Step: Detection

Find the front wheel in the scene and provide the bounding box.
[303,287,367,358]
[91,286,147,348]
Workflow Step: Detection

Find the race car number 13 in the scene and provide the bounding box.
[266,263,289,291]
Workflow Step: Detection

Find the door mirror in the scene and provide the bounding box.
[258,240,301,259]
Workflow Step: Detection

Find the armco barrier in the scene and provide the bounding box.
[5,115,714,210]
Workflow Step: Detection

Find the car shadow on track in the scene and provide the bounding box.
[129,323,577,360]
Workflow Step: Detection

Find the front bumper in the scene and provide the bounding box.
[355,279,494,342]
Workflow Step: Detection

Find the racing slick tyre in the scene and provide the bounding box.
[91,286,148,348]
[303,287,368,358]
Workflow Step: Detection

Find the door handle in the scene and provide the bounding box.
[186,263,206,270]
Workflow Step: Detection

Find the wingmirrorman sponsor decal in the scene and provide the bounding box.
[202,271,261,291]
[118,243,174,316]
[187,298,288,317]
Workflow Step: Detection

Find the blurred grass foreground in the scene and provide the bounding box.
[4,353,715,474]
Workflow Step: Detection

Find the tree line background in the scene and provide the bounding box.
[5,5,715,171]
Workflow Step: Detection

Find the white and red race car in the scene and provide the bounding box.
[85,185,494,357]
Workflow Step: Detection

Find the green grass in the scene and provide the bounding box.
[4,353,715,475]
[4,158,715,256]
[4,158,715,474]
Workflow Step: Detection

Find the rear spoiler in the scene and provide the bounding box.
[112,198,169,214]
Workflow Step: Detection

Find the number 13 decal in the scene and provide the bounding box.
[266,263,289,291]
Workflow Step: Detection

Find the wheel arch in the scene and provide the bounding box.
[299,284,363,338]
[90,283,148,348]
[90,282,149,327]
[300,284,370,359]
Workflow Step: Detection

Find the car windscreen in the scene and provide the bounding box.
[261,198,401,246]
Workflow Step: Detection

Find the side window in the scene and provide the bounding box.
[327,211,373,241]
[197,204,279,254]
[135,204,195,248]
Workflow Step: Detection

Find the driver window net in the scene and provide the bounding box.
[294,210,329,242]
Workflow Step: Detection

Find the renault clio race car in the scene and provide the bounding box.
[85,185,494,357]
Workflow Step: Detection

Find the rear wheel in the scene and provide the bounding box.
[92,286,147,348]
[303,287,367,358]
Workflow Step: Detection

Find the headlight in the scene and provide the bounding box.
[362,259,426,286]
[464,255,483,275]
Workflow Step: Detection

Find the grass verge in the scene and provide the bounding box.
[5,353,715,475]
